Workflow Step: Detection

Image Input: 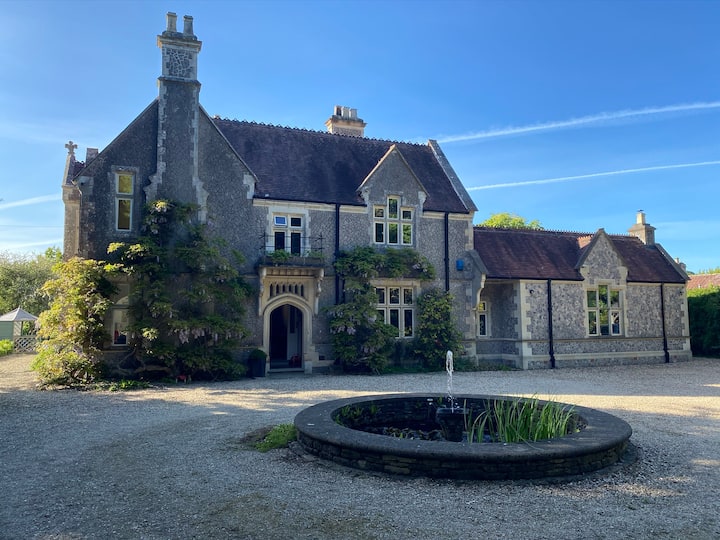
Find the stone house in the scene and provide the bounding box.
[472,214,691,368]
[61,13,690,372]
[62,13,478,374]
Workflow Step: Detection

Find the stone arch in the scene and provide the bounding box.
[262,295,315,372]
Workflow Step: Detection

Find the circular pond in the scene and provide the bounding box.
[294,393,632,480]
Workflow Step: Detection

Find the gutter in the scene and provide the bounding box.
[547,279,556,368]
[660,283,670,363]
[335,203,341,303]
[444,212,450,292]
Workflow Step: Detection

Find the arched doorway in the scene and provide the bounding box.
[269,304,303,370]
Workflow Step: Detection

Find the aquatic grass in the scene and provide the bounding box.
[466,396,576,443]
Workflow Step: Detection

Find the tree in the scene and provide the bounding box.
[688,285,720,357]
[0,248,62,315]
[479,212,543,230]
[32,257,118,386]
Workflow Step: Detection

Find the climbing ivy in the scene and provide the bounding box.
[108,200,251,380]
[328,247,436,373]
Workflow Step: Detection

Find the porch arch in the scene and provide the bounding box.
[262,295,316,372]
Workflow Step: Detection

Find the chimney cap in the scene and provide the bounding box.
[326,105,366,137]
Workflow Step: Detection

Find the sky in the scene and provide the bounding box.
[1,0,718,272]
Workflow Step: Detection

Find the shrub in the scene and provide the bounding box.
[0,339,13,356]
[31,258,118,386]
[688,286,720,357]
[328,284,397,374]
[413,288,463,369]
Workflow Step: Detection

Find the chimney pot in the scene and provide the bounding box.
[183,15,194,36]
[166,12,177,32]
[325,105,366,137]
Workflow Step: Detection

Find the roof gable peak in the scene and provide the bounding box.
[358,144,429,198]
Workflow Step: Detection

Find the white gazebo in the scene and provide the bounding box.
[0,308,39,353]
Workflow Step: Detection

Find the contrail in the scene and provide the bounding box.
[438,101,720,143]
[0,194,58,210]
[467,161,720,191]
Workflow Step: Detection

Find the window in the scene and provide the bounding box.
[376,285,414,337]
[115,172,133,231]
[477,301,489,337]
[374,197,413,246]
[110,287,130,346]
[272,214,303,255]
[587,285,622,336]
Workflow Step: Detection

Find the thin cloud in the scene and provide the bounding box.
[438,101,720,143]
[0,194,59,210]
[467,161,720,191]
[0,238,63,253]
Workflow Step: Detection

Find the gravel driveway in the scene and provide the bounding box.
[1,354,719,539]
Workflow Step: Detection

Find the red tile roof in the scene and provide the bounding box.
[687,274,720,290]
[473,227,686,283]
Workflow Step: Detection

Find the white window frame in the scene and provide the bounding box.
[374,196,413,246]
[375,283,415,338]
[586,284,623,336]
[272,213,304,255]
[477,300,490,337]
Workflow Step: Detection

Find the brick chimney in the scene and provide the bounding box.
[628,210,656,245]
[325,106,366,137]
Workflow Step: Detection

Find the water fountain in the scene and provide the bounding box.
[294,352,633,480]
[434,351,466,442]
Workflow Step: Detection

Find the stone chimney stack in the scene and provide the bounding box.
[148,12,208,220]
[628,210,656,245]
[325,106,366,137]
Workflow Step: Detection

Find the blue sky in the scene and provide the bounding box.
[1,0,718,272]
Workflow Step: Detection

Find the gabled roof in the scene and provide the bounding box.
[473,227,686,283]
[687,273,720,290]
[211,118,473,213]
[0,307,38,322]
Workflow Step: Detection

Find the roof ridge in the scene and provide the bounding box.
[210,116,426,146]
[474,225,641,239]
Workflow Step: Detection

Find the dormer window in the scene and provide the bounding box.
[374,197,413,246]
[115,172,134,231]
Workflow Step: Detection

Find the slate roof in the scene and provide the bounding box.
[212,118,472,213]
[473,227,686,283]
[687,273,720,290]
